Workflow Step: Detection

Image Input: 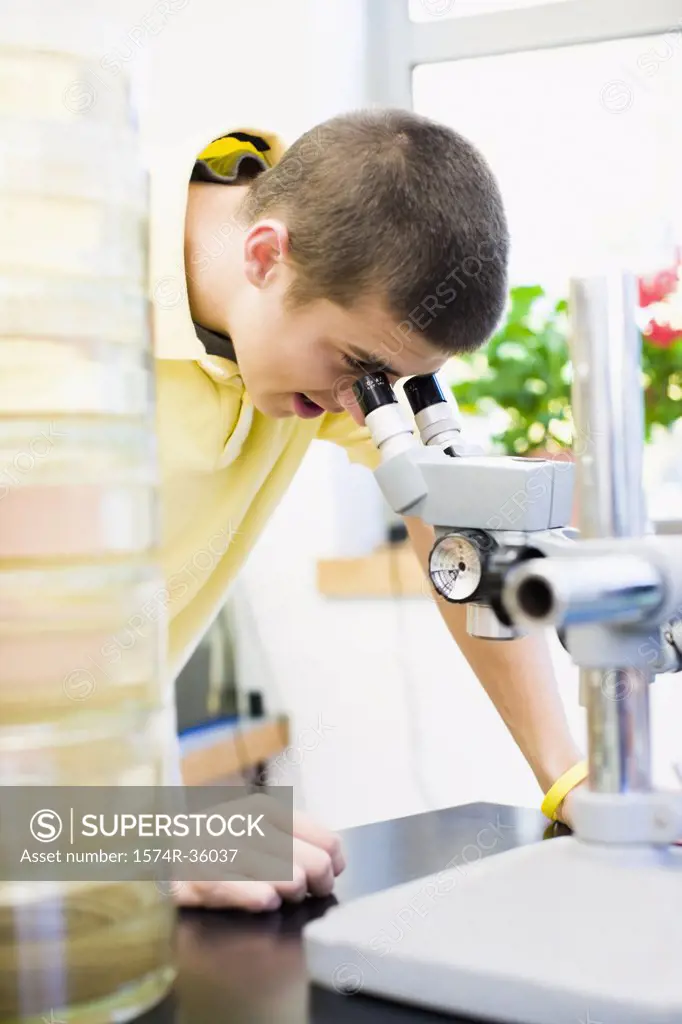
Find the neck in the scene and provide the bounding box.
[184,182,250,335]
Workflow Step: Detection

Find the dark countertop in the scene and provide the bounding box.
[143,802,566,1023]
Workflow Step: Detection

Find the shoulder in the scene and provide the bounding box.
[155,358,246,473]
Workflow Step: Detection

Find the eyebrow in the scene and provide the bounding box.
[348,345,401,378]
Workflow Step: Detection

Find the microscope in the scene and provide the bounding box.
[304,273,682,1024]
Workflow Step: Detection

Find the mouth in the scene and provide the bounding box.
[293,393,326,419]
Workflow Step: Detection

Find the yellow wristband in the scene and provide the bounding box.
[541,760,588,822]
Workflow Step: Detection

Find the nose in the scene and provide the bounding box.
[329,377,362,416]
[329,399,362,420]
[345,399,366,426]
[326,389,363,418]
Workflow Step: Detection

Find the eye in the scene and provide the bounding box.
[342,354,367,374]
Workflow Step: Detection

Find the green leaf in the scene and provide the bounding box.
[450,281,680,453]
[508,285,545,323]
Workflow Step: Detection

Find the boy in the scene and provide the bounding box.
[152,110,585,911]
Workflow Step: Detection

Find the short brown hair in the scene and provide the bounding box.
[238,109,509,355]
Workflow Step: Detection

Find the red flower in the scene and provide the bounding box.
[638,268,679,308]
[643,319,681,348]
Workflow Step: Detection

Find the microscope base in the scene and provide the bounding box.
[304,835,682,1023]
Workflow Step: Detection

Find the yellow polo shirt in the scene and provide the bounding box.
[150,127,380,679]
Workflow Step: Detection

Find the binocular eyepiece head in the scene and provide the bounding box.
[352,372,447,417]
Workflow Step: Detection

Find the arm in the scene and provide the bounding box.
[405,516,584,801]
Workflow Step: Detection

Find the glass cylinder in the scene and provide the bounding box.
[0,30,176,1022]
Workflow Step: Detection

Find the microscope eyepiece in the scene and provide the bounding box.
[403,374,446,414]
[352,372,397,416]
[353,372,417,461]
[403,373,465,453]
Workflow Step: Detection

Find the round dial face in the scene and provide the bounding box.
[429,533,483,601]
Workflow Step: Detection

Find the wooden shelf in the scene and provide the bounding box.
[316,541,427,599]
[180,716,290,785]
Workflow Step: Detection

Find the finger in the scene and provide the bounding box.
[206,854,305,903]
[174,879,281,912]
[200,848,307,903]
[291,836,334,899]
[227,836,295,886]
[198,792,294,838]
[292,810,346,876]
[272,863,307,903]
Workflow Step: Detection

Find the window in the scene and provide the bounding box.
[413,33,682,291]
[409,0,569,22]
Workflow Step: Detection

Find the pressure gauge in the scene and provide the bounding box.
[428,531,488,602]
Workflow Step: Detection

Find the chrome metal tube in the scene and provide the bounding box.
[569,273,652,793]
[503,555,664,629]
[466,603,523,640]
[582,668,652,792]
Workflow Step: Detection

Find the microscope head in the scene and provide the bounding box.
[353,367,682,674]
[353,371,575,640]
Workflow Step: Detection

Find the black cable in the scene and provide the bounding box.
[228,583,288,792]
[199,595,262,792]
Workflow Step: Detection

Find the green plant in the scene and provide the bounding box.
[450,282,682,455]
[450,285,572,455]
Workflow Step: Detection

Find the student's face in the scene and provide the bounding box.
[231,221,446,422]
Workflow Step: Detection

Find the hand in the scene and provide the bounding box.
[172,808,345,911]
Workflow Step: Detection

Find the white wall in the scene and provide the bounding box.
[122,0,369,153]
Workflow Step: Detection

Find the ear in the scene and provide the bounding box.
[243,218,290,287]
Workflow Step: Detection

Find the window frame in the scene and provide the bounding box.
[366,0,682,108]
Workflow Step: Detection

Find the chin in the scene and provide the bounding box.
[252,393,290,418]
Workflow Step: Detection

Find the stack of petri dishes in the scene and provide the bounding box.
[0,35,176,1024]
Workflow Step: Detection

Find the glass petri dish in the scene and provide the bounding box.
[0,337,153,417]
[0,419,158,559]
[0,194,147,283]
[0,562,169,725]
[0,45,134,127]
[0,273,150,344]
[0,705,176,784]
[0,117,148,211]
[0,879,176,1024]
[1,2,122,59]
